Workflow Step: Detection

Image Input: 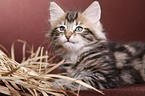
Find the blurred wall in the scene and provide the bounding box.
[99,0,145,42]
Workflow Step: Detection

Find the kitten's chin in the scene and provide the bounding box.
[63,42,76,48]
[62,42,84,52]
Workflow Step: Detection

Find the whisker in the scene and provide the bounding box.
[42,15,50,26]
[47,39,59,54]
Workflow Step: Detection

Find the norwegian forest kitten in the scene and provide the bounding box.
[46,1,145,90]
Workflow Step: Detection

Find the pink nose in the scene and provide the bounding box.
[65,35,71,39]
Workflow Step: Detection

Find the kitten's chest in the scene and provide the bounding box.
[63,52,79,63]
[63,46,93,63]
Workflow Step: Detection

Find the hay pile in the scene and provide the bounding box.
[0,40,104,96]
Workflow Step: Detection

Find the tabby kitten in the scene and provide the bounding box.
[46,1,145,90]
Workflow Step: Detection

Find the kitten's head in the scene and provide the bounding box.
[47,1,106,53]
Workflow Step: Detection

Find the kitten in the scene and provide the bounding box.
[46,1,145,90]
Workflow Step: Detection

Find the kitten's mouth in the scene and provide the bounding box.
[64,41,77,44]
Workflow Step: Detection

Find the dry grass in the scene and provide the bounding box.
[0,40,104,96]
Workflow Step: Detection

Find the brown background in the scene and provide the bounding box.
[0,0,145,96]
[100,0,145,42]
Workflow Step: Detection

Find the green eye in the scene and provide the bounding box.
[75,26,83,32]
[58,26,66,32]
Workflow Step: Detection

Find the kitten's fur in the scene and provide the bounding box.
[46,1,145,90]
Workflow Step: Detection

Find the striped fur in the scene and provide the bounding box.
[65,12,78,22]
[47,1,145,90]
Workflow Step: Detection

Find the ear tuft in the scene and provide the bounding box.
[82,1,101,23]
[49,2,64,26]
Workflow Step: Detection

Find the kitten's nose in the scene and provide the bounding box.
[65,35,71,41]
[65,32,73,41]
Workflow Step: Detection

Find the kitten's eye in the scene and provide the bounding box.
[75,26,83,33]
[58,26,66,32]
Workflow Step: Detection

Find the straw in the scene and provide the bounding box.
[0,40,104,96]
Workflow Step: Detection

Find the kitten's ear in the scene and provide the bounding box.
[82,1,101,23]
[49,2,65,26]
